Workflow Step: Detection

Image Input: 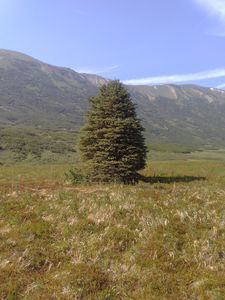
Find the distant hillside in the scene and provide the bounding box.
[1,49,225,147]
[129,84,225,147]
[0,49,103,129]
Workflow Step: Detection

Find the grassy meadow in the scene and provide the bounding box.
[0,151,225,299]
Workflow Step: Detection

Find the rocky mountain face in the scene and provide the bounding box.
[1,49,225,147]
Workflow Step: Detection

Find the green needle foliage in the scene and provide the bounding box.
[78,80,147,183]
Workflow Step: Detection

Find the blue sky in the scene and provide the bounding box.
[1,0,225,87]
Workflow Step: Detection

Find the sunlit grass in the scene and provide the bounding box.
[0,157,225,299]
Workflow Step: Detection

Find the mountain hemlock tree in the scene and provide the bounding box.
[78,80,147,183]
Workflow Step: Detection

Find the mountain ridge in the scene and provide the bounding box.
[1,49,225,147]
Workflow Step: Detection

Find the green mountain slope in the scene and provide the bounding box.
[1,49,225,148]
[130,84,225,146]
[0,49,101,129]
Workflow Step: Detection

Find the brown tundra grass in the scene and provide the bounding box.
[0,160,225,299]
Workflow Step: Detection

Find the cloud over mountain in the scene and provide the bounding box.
[123,68,225,85]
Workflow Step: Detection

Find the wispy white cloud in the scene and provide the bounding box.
[123,68,225,85]
[216,82,225,89]
[74,65,119,75]
[193,0,225,35]
[194,0,225,20]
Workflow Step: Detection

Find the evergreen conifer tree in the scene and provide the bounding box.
[78,80,147,183]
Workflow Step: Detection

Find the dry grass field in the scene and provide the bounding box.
[0,157,225,299]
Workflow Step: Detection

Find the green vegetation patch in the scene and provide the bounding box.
[0,126,77,164]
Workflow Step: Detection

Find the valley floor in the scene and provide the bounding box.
[0,158,225,299]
